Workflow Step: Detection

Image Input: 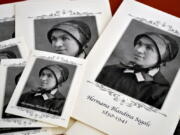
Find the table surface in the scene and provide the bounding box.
[110,0,180,17]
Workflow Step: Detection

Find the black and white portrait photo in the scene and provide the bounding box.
[17,58,76,116]
[34,16,98,58]
[2,66,24,119]
[96,19,180,109]
[0,20,15,42]
[0,45,22,62]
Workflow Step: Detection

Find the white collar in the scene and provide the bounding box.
[50,89,58,95]
[124,67,159,82]
[34,88,58,100]
[77,51,86,58]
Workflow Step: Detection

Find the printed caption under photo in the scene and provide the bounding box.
[87,95,151,127]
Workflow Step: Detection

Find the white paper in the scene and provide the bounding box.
[6,50,85,127]
[15,0,111,58]
[44,118,76,135]
[0,37,30,61]
[0,59,55,127]
[66,121,106,135]
[72,0,180,135]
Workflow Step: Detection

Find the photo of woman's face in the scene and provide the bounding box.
[39,69,57,91]
[133,37,159,68]
[51,30,80,56]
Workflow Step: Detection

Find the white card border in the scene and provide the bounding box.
[15,0,111,51]
[6,50,85,127]
[72,0,180,135]
[0,3,14,22]
[0,59,55,127]
[0,37,30,61]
